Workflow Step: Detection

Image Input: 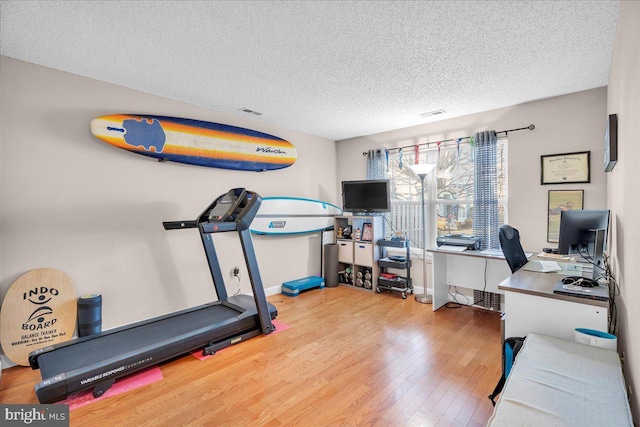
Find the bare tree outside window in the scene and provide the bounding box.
[384,139,508,250]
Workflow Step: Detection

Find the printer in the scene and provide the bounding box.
[436,234,481,250]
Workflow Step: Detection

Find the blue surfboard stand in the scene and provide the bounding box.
[282,276,325,297]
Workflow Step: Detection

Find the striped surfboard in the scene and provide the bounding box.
[90,114,297,171]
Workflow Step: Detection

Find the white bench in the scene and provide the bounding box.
[488,333,633,426]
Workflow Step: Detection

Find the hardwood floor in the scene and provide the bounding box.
[0,286,502,426]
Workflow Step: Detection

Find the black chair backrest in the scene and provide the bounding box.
[499,225,528,273]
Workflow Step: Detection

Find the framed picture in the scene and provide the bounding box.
[604,114,618,172]
[361,223,373,241]
[547,190,584,242]
[541,151,590,185]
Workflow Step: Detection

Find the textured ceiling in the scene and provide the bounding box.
[0,1,620,141]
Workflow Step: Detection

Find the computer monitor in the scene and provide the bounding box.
[558,209,610,278]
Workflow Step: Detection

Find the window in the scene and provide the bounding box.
[383,138,508,250]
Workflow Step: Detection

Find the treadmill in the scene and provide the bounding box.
[29,188,277,404]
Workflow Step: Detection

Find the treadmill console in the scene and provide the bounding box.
[163,188,261,232]
[199,188,261,231]
[208,188,246,221]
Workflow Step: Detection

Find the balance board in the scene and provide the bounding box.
[282,276,325,297]
[91,114,297,171]
[0,268,77,366]
[250,197,342,235]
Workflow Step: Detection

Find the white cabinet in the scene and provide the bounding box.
[499,264,610,341]
[504,290,608,341]
[335,216,382,291]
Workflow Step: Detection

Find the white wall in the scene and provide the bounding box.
[0,57,338,340]
[607,1,640,423]
[336,87,609,253]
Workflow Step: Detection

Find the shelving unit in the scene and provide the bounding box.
[377,239,413,299]
[334,215,382,291]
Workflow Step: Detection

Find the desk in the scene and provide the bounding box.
[428,247,515,311]
[499,261,608,341]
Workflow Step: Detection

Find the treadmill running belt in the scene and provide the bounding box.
[38,304,243,379]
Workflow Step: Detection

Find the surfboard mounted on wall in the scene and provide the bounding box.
[90,114,297,171]
[250,197,342,235]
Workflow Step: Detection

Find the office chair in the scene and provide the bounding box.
[499,225,528,273]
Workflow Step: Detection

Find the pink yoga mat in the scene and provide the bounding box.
[62,320,291,408]
[62,366,164,410]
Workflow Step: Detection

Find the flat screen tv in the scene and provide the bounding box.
[341,180,391,214]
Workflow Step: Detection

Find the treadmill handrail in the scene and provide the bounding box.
[163,220,198,230]
[163,189,261,233]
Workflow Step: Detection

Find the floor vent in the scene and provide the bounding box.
[473,290,501,311]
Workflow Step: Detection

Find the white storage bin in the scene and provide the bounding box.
[354,242,373,266]
[337,241,353,263]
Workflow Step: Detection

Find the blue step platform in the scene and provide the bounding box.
[282,276,325,297]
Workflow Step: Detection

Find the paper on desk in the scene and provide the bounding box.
[523,260,586,275]
[438,245,467,252]
[481,249,504,256]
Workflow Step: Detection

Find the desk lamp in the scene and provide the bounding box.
[409,163,437,304]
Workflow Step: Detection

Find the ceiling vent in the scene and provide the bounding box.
[239,107,263,116]
[419,109,446,118]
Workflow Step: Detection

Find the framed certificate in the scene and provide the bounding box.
[541,151,590,185]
